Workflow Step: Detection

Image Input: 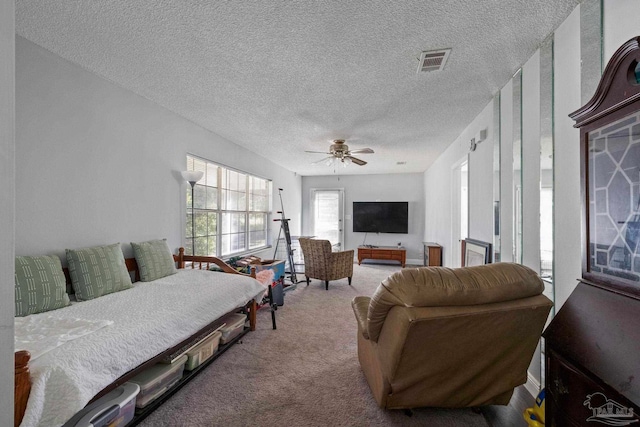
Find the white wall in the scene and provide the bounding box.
[424,100,494,267]
[500,80,514,263]
[553,7,582,309]
[468,102,496,245]
[0,2,15,426]
[15,37,301,261]
[521,50,543,383]
[603,0,640,62]
[302,173,424,263]
[423,142,463,267]
[522,51,541,273]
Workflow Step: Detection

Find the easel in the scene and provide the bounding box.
[273,188,299,284]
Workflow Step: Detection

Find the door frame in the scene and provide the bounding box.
[451,156,469,267]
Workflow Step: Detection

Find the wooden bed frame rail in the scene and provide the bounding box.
[14,247,259,427]
[14,350,30,427]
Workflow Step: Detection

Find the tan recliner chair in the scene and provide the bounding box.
[351,262,552,409]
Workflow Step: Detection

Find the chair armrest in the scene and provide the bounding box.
[332,250,355,268]
[352,296,371,340]
[335,249,355,259]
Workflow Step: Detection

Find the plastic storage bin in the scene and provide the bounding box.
[185,330,222,371]
[62,382,140,427]
[127,354,187,410]
[219,313,247,344]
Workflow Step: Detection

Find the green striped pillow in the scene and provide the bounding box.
[131,239,177,282]
[66,243,133,301]
[15,255,70,317]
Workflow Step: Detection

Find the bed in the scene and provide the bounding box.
[14,248,265,427]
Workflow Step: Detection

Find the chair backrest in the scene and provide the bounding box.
[367,262,546,342]
[298,238,332,276]
[365,263,553,408]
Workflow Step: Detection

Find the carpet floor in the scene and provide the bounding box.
[139,263,489,427]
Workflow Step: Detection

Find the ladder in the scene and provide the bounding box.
[273,188,299,284]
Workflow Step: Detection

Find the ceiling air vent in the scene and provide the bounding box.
[417,49,451,73]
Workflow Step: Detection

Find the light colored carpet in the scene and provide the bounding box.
[139,264,488,427]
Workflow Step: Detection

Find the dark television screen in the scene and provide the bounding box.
[353,202,408,234]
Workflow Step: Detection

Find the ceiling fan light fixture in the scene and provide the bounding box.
[307,139,374,167]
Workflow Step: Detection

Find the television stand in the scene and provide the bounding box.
[358,246,406,267]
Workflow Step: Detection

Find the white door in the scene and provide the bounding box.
[311,189,344,250]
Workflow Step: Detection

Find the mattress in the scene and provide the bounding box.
[17,269,265,427]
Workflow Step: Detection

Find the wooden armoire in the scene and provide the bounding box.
[543,36,640,426]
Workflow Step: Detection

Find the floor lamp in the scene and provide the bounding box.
[181,170,204,256]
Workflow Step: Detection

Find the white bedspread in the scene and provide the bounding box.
[19,269,265,427]
[15,316,113,361]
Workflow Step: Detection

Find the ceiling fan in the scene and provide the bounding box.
[306,139,374,166]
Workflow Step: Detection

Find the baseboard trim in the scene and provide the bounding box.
[524,372,541,399]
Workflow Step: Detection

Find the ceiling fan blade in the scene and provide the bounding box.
[305,150,331,154]
[348,156,367,166]
[350,148,374,154]
[311,156,334,165]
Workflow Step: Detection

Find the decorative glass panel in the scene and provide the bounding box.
[588,111,640,281]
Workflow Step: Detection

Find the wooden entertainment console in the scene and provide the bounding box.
[358,246,406,267]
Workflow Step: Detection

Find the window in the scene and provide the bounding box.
[185,155,271,257]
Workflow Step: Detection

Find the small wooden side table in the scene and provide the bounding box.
[423,242,442,266]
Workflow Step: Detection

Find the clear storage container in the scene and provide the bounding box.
[219,313,247,344]
[62,383,139,427]
[185,330,222,371]
[127,354,187,410]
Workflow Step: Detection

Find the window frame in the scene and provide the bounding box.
[185,154,272,257]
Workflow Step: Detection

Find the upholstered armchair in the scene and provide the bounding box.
[298,238,354,290]
[351,263,552,409]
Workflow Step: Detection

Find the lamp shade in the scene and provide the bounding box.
[181,170,204,185]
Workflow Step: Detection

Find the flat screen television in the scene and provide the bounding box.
[353,202,408,234]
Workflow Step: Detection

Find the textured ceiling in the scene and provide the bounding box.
[16,0,580,176]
